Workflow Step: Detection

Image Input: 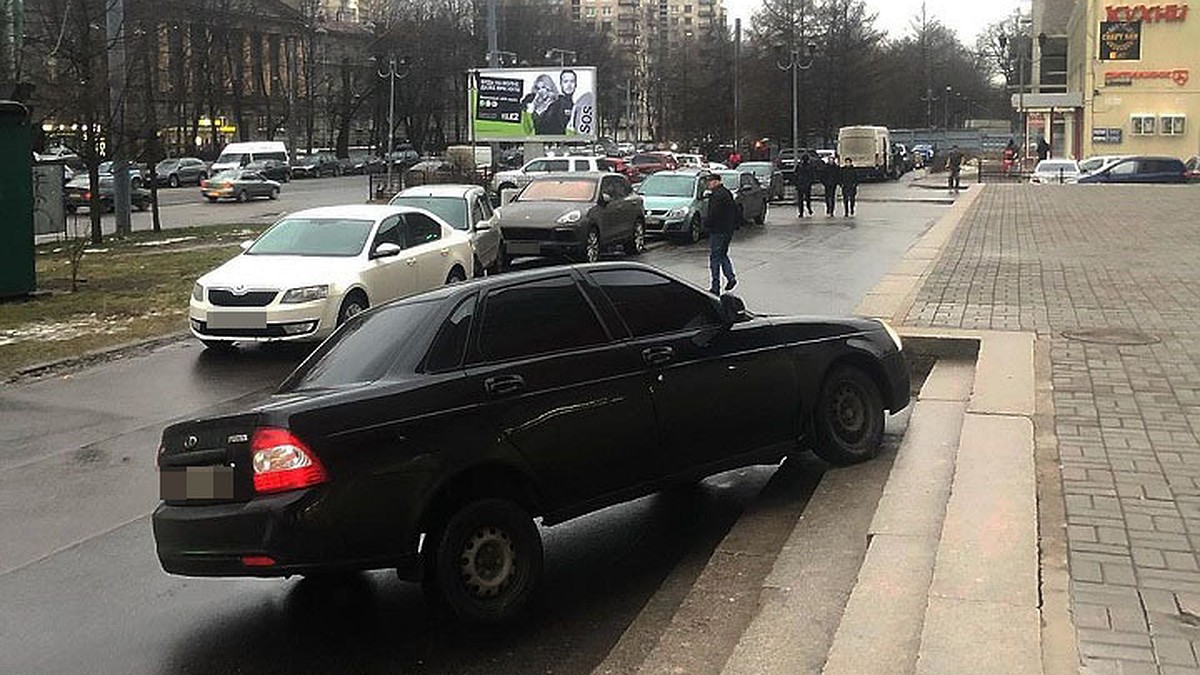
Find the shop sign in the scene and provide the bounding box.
[1105,4,1189,22]
[1092,127,1124,143]
[1104,69,1190,85]
[1099,21,1142,60]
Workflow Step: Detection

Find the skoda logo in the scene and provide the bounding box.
[231,285,249,296]
[183,435,199,450]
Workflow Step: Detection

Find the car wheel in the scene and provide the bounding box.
[168,174,180,188]
[200,339,236,352]
[236,190,247,203]
[687,215,702,244]
[426,498,543,624]
[337,291,368,325]
[811,365,885,465]
[205,196,218,203]
[446,266,467,284]
[583,226,601,263]
[269,187,279,200]
[623,219,645,255]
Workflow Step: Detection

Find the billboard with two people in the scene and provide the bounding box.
[470,67,597,142]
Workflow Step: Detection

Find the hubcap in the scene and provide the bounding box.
[828,383,868,444]
[635,223,645,251]
[459,526,516,599]
[344,302,363,319]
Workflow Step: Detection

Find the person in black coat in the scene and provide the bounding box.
[821,156,841,216]
[841,158,859,216]
[793,152,815,217]
[702,173,738,294]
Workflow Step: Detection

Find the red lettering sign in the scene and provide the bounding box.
[1105,4,1189,21]
[1105,69,1190,85]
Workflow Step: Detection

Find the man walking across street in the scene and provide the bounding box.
[794,152,815,218]
[841,158,859,217]
[821,155,841,216]
[947,144,963,192]
[703,173,738,295]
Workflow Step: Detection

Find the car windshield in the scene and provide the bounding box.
[279,299,441,391]
[714,172,739,190]
[740,163,772,178]
[639,175,697,198]
[246,217,375,257]
[517,179,596,202]
[392,196,468,230]
[211,170,242,181]
[156,160,178,170]
[216,152,244,165]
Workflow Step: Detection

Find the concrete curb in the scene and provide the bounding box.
[8,331,191,384]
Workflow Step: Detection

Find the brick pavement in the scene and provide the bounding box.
[900,185,1200,674]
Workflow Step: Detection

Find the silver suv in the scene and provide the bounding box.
[491,155,611,193]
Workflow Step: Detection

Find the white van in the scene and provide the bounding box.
[837,126,893,180]
[211,141,290,174]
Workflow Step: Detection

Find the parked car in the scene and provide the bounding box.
[711,169,769,225]
[187,205,473,349]
[636,169,709,243]
[64,173,151,213]
[491,155,611,193]
[737,161,784,202]
[244,158,291,183]
[291,151,340,178]
[604,156,642,184]
[496,172,644,264]
[628,152,679,178]
[153,261,910,623]
[1076,156,1188,184]
[774,147,810,175]
[201,169,281,202]
[1078,155,1128,175]
[892,143,914,175]
[390,184,504,277]
[675,153,706,168]
[97,160,144,189]
[1030,159,1081,184]
[910,144,935,167]
[1186,156,1200,183]
[155,157,208,187]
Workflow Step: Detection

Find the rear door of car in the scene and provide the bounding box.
[585,268,800,476]
[470,193,501,266]
[402,211,452,291]
[359,215,414,303]
[461,274,661,509]
[598,175,634,244]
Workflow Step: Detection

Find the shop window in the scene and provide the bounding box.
[1160,115,1186,136]
[1131,115,1156,136]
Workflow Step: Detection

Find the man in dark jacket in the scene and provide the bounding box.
[702,173,738,294]
[841,158,859,216]
[947,145,964,191]
[821,156,841,216]
[793,152,815,217]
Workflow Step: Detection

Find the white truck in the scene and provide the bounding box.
[837,126,895,180]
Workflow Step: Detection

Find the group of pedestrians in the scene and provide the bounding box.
[791,152,859,218]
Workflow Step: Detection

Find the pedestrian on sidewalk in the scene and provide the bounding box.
[794,152,815,218]
[702,172,738,295]
[841,158,859,216]
[947,145,963,192]
[821,155,841,216]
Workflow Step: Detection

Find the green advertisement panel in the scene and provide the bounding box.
[470,67,598,142]
[0,101,35,297]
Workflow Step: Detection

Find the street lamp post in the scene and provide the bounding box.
[943,85,952,130]
[545,48,577,67]
[775,8,816,179]
[376,55,408,198]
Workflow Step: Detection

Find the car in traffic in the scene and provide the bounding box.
[211,141,290,175]
[636,170,708,243]
[628,152,679,178]
[491,155,611,194]
[187,205,473,349]
[737,161,784,201]
[152,261,910,624]
[64,173,151,213]
[154,157,208,187]
[201,169,281,202]
[291,151,341,178]
[1076,156,1189,184]
[244,158,291,183]
[1030,159,1081,184]
[495,172,645,264]
[711,169,769,225]
[390,184,504,277]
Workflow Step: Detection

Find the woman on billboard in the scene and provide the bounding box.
[521,74,567,136]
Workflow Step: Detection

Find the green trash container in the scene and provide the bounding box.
[0,101,35,298]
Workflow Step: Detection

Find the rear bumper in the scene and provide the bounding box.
[880,350,911,413]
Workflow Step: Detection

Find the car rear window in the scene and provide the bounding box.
[392,196,468,230]
[247,218,375,257]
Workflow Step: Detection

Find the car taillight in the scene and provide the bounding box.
[83,191,91,200]
[200,179,208,188]
[250,427,328,494]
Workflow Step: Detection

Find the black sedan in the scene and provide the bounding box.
[64,174,151,213]
[152,262,909,624]
[244,158,291,183]
[497,172,645,264]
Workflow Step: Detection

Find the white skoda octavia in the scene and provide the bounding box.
[189,205,473,349]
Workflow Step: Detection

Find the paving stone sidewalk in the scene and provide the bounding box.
[900,185,1200,674]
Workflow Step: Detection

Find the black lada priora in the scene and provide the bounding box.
[153,262,909,623]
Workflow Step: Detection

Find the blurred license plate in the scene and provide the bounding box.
[160,466,234,500]
[506,242,542,255]
[207,312,266,329]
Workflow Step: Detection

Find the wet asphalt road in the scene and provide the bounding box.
[2,180,950,675]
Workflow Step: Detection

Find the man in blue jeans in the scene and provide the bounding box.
[702,173,738,295]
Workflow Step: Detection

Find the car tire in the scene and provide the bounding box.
[236,190,247,203]
[426,498,543,624]
[337,291,368,325]
[205,196,218,203]
[446,266,467,284]
[583,226,601,263]
[269,187,279,200]
[623,219,645,255]
[811,365,885,466]
[168,174,180,188]
[687,214,702,244]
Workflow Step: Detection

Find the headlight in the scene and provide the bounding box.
[192,283,204,302]
[667,206,689,219]
[878,319,903,351]
[281,285,329,304]
[556,210,582,224]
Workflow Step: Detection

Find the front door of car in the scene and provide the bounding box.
[359,215,414,303]
[586,268,800,475]
[1104,159,1138,183]
[401,212,451,290]
[462,274,661,510]
[598,175,633,244]
[739,173,763,220]
[471,195,502,268]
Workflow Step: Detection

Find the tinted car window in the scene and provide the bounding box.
[545,159,569,171]
[405,212,442,244]
[477,276,607,362]
[590,269,722,337]
[424,294,477,372]
[1109,160,1137,176]
[280,299,441,391]
[373,215,404,249]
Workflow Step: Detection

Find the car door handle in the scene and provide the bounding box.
[405,258,417,266]
[484,375,525,396]
[440,248,449,256]
[641,346,674,366]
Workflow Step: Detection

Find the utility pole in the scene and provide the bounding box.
[486,0,499,174]
[943,85,951,130]
[734,18,741,154]
[106,0,131,236]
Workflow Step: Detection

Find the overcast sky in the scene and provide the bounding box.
[725,0,1027,43]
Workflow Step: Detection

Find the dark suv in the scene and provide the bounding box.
[1076,156,1188,184]
[291,152,340,178]
[152,262,910,624]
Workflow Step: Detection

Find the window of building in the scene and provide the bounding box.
[602,6,611,15]
[1161,115,1186,136]
[586,6,596,16]
[685,4,693,12]
[1131,115,1156,136]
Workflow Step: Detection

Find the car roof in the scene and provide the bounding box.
[646,169,707,178]
[395,184,482,198]
[410,261,688,304]
[528,171,611,181]
[286,204,406,220]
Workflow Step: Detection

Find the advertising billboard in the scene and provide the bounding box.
[470,67,598,142]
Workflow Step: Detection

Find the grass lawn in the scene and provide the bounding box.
[0,224,267,380]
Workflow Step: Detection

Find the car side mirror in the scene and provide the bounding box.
[239,240,254,252]
[719,294,750,325]
[474,220,492,231]
[599,192,612,206]
[372,242,402,259]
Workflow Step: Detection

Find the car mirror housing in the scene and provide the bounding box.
[373,242,402,259]
[719,294,750,325]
